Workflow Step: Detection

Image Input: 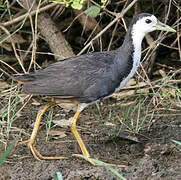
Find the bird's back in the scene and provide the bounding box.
[14,50,127,103]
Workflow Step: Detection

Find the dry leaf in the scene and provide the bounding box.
[58,103,77,112]
[53,117,73,127]
[120,101,135,107]
[49,130,66,136]
[113,90,135,100]
[105,122,116,126]
[125,78,136,87]
[49,130,67,139]
[0,43,12,51]
[0,33,26,44]
[137,88,149,94]
[31,98,41,106]
[18,94,30,104]
[0,81,9,90]
[159,69,167,78]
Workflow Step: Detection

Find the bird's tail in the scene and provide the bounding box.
[12,74,35,82]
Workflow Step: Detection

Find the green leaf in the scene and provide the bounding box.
[171,139,181,146]
[78,155,126,180]
[0,141,16,167]
[171,139,181,152]
[101,0,107,4]
[50,0,67,5]
[80,0,86,3]
[71,2,83,10]
[84,5,100,17]
[54,172,63,180]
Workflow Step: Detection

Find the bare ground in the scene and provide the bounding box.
[0,96,181,180]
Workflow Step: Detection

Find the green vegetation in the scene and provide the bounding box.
[0,82,20,139]
[54,172,63,180]
[46,107,54,141]
[79,155,126,180]
[171,139,181,152]
[0,141,15,167]
[50,0,107,17]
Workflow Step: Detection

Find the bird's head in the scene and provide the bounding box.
[131,13,176,36]
[126,13,176,47]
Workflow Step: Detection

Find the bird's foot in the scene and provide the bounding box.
[72,153,98,166]
[72,154,127,167]
[19,139,66,160]
[28,141,66,160]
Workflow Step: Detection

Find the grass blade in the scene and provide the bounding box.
[0,140,16,167]
[78,155,126,180]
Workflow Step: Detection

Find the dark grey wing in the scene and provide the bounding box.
[13,50,121,103]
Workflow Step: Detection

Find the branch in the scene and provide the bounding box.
[78,0,139,55]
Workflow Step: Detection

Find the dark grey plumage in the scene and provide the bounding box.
[12,13,151,103]
[13,50,129,103]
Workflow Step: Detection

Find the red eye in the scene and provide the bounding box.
[145,19,152,24]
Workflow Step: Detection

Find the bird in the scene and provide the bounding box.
[13,13,175,165]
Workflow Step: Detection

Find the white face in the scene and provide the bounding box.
[133,15,158,35]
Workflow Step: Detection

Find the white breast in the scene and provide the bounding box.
[114,22,145,92]
[114,48,141,92]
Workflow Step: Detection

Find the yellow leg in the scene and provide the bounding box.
[71,106,98,166]
[27,101,65,160]
[21,102,126,167]
[71,106,127,168]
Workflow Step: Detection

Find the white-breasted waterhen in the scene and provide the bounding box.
[13,13,175,165]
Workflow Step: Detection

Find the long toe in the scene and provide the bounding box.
[28,142,66,160]
[72,154,127,167]
[18,139,31,145]
[72,153,98,166]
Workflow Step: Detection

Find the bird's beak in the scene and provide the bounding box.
[156,21,176,32]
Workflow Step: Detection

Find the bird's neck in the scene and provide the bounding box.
[114,26,145,90]
[131,26,146,58]
[122,26,145,60]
